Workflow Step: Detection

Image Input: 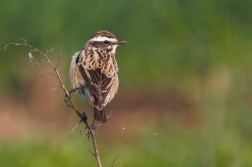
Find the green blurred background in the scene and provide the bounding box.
[1,0,252,166]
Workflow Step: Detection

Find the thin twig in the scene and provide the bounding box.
[55,48,62,69]
[65,121,82,141]
[111,150,124,167]
[46,82,60,91]
[80,130,95,156]
[48,71,58,78]
[117,158,126,167]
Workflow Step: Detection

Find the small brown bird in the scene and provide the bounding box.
[69,30,126,123]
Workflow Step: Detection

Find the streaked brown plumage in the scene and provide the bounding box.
[69,30,126,123]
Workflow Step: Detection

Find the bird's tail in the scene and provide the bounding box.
[94,106,107,123]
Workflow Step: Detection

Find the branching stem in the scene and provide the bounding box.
[5,40,102,167]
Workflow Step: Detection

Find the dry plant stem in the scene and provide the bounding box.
[110,150,124,167]
[5,40,102,167]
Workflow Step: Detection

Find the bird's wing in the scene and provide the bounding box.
[77,50,115,106]
[76,50,103,106]
[101,74,114,102]
[79,68,114,106]
[79,68,103,106]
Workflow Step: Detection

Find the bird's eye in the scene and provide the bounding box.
[104,40,109,44]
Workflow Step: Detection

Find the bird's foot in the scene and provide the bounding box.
[88,120,97,130]
[85,122,97,139]
[65,87,81,102]
[69,87,81,96]
[64,94,71,103]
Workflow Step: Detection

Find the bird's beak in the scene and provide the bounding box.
[117,40,126,44]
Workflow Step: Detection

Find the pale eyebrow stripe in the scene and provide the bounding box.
[89,36,117,42]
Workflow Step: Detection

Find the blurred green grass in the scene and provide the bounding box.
[1,0,252,90]
[1,0,252,166]
[1,120,252,167]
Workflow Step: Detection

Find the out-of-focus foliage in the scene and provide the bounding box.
[1,0,252,90]
[1,0,252,167]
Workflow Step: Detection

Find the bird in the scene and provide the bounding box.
[69,30,126,123]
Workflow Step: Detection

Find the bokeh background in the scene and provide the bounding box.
[1,0,252,166]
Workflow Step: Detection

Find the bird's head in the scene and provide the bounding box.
[86,30,126,54]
